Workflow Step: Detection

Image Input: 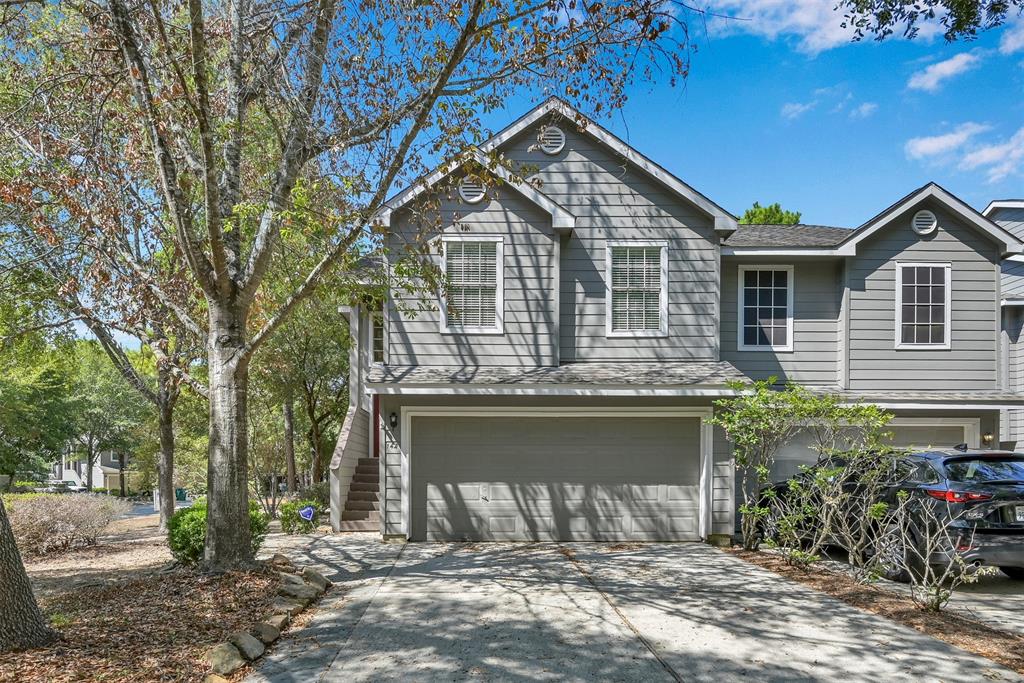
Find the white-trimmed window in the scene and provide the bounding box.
[895,262,951,349]
[737,265,794,351]
[606,241,668,337]
[370,305,385,364]
[441,236,504,334]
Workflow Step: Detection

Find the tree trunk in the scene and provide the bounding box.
[85,441,95,491]
[156,368,177,532]
[118,453,126,497]
[283,400,296,493]
[204,307,253,570]
[0,496,57,651]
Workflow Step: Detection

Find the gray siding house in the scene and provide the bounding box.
[328,98,1024,542]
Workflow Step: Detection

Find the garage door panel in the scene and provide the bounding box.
[411,415,701,542]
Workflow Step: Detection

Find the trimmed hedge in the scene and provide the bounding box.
[167,499,269,566]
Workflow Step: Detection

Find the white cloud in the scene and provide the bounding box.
[960,127,1024,182]
[1000,19,1024,55]
[904,122,990,159]
[849,102,878,119]
[907,52,982,91]
[706,0,859,54]
[781,101,816,119]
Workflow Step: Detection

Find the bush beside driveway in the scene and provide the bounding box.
[246,538,1022,683]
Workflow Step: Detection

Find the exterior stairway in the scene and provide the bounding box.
[338,457,379,532]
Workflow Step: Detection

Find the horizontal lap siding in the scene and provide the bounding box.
[1005,308,1024,446]
[502,126,719,362]
[720,259,841,385]
[711,425,734,535]
[848,204,999,391]
[388,192,557,367]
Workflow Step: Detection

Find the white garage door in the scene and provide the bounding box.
[409,415,702,542]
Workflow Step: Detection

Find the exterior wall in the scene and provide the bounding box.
[989,206,1024,238]
[1004,307,1024,448]
[720,258,842,386]
[711,426,734,536]
[847,203,1000,391]
[501,124,720,363]
[387,191,557,367]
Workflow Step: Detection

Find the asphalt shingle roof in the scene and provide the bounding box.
[723,224,853,248]
[367,361,746,387]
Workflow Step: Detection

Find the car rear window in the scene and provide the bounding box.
[943,457,1024,483]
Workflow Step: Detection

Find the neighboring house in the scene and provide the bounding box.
[328,98,1024,542]
[51,450,138,491]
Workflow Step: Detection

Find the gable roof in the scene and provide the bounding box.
[480,97,738,233]
[722,224,851,248]
[724,183,1022,256]
[377,148,575,231]
[984,199,1024,216]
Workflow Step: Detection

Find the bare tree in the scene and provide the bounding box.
[0,0,698,569]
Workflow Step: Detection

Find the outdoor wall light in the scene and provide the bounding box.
[389,412,399,429]
[982,432,994,445]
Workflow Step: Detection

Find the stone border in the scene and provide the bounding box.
[203,553,333,681]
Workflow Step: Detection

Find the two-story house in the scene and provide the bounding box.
[327,98,1024,542]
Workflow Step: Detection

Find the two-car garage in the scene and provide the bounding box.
[400,409,710,542]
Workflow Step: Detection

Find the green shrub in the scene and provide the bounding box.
[13,480,38,490]
[278,499,323,534]
[91,487,108,495]
[167,499,269,566]
[3,493,131,555]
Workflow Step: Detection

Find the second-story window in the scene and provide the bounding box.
[442,237,504,334]
[607,242,668,336]
[896,262,950,349]
[738,265,793,351]
[370,305,385,364]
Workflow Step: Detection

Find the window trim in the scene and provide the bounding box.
[370,304,386,365]
[736,264,795,353]
[440,234,504,335]
[605,240,669,338]
[894,261,951,351]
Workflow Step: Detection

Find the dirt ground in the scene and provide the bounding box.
[3,511,281,683]
[731,548,1024,675]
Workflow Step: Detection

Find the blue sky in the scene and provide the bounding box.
[495,4,1024,227]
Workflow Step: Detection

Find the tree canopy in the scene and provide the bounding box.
[739,202,802,225]
[839,0,1023,42]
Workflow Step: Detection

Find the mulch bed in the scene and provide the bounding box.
[0,568,281,683]
[729,548,1024,675]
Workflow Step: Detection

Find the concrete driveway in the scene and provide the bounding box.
[247,536,1021,683]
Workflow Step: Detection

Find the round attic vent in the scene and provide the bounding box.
[458,177,486,204]
[912,209,938,235]
[538,125,566,155]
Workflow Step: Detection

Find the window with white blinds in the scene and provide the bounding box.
[442,238,503,332]
[607,243,667,336]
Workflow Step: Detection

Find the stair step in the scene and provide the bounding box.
[357,457,378,467]
[355,465,378,475]
[352,474,379,484]
[342,509,380,521]
[338,519,378,532]
[348,490,379,501]
[344,500,380,511]
[350,482,379,493]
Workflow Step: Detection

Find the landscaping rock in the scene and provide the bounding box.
[251,621,281,645]
[302,566,332,591]
[279,580,320,602]
[266,612,289,631]
[269,553,296,570]
[228,631,266,661]
[206,643,246,675]
[272,597,307,616]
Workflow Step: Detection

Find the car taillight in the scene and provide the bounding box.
[925,489,993,504]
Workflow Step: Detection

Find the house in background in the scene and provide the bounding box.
[329,97,1024,542]
[51,450,141,491]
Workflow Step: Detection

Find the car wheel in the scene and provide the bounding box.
[1001,567,1024,581]
[872,525,913,583]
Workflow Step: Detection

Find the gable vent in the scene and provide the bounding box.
[538,125,566,155]
[458,177,486,204]
[912,209,938,235]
